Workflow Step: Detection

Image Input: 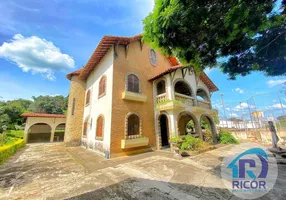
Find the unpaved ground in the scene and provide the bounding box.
[0,143,285,200]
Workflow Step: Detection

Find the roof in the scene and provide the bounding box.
[21,113,66,118]
[66,34,180,80]
[148,66,219,92]
[66,69,83,80]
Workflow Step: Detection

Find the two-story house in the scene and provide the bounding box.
[65,34,219,158]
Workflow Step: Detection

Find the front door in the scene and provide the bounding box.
[160,114,169,147]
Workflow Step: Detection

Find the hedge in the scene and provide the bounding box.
[0,139,25,165]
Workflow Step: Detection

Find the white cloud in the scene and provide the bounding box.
[270,103,286,109]
[267,79,286,87]
[0,34,75,80]
[229,113,239,117]
[233,87,244,94]
[235,102,250,110]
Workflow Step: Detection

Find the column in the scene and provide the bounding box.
[50,129,55,143]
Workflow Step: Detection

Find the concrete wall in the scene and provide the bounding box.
[110,41,173,157]
[24,117,66,143]
[65,76,86,146]
[81,48,114,156]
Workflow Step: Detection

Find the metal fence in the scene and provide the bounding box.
[215,90,286,133]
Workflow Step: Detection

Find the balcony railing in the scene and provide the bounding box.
[174,93,195,106]
[156,93,167,103]
[197,100,211,109]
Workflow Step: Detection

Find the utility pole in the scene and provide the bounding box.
[240,102,245,130]
[221,94,227,128]
[278,91,285,116]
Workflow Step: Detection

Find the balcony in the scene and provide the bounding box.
[174,93,195,106]
[197,100,211,109]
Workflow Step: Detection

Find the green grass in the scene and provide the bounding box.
[6,130,24,139]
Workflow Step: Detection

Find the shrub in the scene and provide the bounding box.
[180,135,206,151]
[218,129,239,144]
[0,139,25,165]
[169,137,183,143]
[203,129,213,143]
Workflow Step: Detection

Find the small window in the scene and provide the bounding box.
[72,98,76,116]
[83,121,88,137]
[99,76,106,97]
[128,114,140,136]
[149,49,157,66]
[86,90,91,105]
[96,115,104,139]
[127,74,139,93]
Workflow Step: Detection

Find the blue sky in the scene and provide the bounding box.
[0,0,285,119]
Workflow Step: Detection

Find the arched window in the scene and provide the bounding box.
[96,115,104,139]
[127,74,139,93]
[85,90,91,105]
[128,114,140,136]
[99,76,106,97]
[83,122,88,137]
[157,80,166,95]
[149,49,157,66]
[174,81,192,97]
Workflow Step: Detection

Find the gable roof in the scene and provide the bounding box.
[66,34,218,92]
[148,66,219,92]
[66,34,179,80]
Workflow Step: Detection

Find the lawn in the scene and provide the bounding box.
[0,130,25,165]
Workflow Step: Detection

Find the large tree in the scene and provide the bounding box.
[143,0,286,79]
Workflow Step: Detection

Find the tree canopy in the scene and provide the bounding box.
[143,0,286,79]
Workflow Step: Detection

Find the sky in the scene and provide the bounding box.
[0,0,285,120]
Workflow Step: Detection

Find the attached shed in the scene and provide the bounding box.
[21,113,66,143]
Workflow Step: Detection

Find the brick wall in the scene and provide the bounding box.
[65,76,86,146]
[110,41,173,157]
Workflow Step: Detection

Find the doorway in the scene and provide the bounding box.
[159,114,169,147]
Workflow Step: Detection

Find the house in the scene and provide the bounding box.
[65,34,219,158]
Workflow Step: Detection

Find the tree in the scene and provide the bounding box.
[143,0,286,79]
[28,95,68,114]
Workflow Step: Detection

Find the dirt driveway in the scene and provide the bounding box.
[0,143,285,200]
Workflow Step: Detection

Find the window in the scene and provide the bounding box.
[127,74,139,93]
[96,115,104,139]
[128,114,140,136]
[149,48,157,66]
[83,121,88,137]
[99,76,106,97]
[157,80,166,95]
[86,90,91,105]
[72,98,76,116]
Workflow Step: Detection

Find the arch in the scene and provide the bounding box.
[156,80,166,95]
[196,87,210,102]
[200,114,218,144]
[174,79,194,97]
[27,123,52,143]
[85,89,91,105]
[126,73,140,93]
[177,111,201,138]
[125,112,142,139]
[54,123,65,142]
[158,113,169,148]
[83,116,90,138]
[99,75,107,97]
[96,115,104,140]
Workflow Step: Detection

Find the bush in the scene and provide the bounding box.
[218,129,239,144]
[6,130,24,139]
[169,137,183,143]
[0,139,25,165]
[180,135,206,151]
[203,129,213,143]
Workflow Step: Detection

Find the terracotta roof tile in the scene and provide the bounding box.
[21,113,66,118]
[66,69,83,80]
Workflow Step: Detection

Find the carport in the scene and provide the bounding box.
[21,113,66,143]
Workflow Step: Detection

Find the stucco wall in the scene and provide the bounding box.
[82,48,114,156]
[65,76,86,146]
[110,41,173,157]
